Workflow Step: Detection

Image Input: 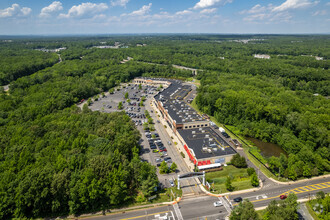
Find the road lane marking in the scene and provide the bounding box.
[246,181,330,204]
[121,211,169,220]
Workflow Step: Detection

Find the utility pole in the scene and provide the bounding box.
[279,166,281,178]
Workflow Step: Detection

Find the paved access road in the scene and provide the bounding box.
[86,174,329,220]
[89,205,175,220]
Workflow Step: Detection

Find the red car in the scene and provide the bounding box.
[280,195,287,200]
[159,148,167,152]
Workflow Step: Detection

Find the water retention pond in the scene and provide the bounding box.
[246,137,287,158]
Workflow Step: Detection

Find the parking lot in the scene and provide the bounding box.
[85,83,178,188]
[88,84,157,125]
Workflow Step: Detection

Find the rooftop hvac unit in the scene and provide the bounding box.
[205,135,209,138]
[209,138,213,142]
[192,131,196,134]
[221,147,225,151]
[202,130,205,133]
[199,128,202,131]
[202,147,208,152]
[213,148,217,152]
[193,135,196,138]
[207,149,212,153]
[182,119,185,122]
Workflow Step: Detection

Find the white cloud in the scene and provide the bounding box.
[272,0,318,12]
[40,1,63,18]
[111,0,129,7]
[326,2,330,6]
[59,2,108,18]
[242,4,293,23]
[176,10,192,15]
[127,3,152,16]
[200,8,217,14]
[0,4,31,18]
[193,0,233,10]
[240,4,267,14]
[312,10,327,16]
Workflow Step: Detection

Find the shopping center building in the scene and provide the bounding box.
[135,77,237,169]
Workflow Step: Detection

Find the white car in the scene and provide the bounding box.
[213,201,223,207]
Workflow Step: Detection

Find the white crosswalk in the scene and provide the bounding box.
[219,197,232,213]
[173,203,183,220]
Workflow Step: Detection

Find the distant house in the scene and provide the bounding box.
[254,54,270,59]
[315,56,324,61]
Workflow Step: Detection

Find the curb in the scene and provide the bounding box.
[254,196,316,211]
[269,174,330,185]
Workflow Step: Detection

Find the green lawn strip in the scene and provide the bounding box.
[190,99,201,114]
[127,187,182,207]
[306,200,320,220]
[256,209,266,219]
[205,165,255,194]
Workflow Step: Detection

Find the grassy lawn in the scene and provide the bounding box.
[306,202,319,220]
[205,165,254,194]
[256,209,266,219]
[130,187,182,207]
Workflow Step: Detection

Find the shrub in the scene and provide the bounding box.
[247,168,256,176]
[180,152,185,158]
[231,154,247,168]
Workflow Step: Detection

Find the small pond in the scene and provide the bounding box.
[246,137,287,158]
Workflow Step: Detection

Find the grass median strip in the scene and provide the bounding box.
[206,165,255,194]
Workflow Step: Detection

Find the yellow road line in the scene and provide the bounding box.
[121,211,169,220]
[305,186,316,190]
[250,182,330,204]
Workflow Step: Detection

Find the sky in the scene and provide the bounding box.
[0,0,329,35]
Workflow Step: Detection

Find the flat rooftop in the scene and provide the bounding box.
[178,127,236,160]
[155,81,204,124]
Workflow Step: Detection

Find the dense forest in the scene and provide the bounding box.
[0,40,191,218]
[0,49,58,85]
[0,35,329,218]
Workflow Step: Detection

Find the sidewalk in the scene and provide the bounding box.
[72,199,181,219]
[148,100,195,172]
[269,174,330,185]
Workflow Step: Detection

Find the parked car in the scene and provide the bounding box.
[213,201,223,207]
[280,195,287,200]
[155,158,162,163]
[164,157,172,161]
[152,149,159,153]
[233,197,243,203]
